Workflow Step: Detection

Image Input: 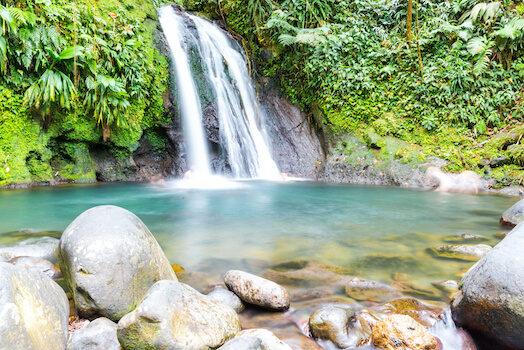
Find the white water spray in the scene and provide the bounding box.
[158,5,280,180]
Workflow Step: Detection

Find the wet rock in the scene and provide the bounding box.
[7,256,61,279]
[207,287,245,312]
[309,306,371,348]
[217,336,267,350]
[263,260,354,293]
[0,262,69,350]
[345,277,402,302]
[493,231,510,239]
[273,330,324,350]
[372,314,437,350]
[431,280,460,293]
[58,205,177,321]
[177,269,215,292]
[290,289,331,302]
[117,280,241,350]
[391,281,442,300]
[380,298,444,328]
[451,222,524,349]
[443,233,488,244]
[67,317,121,350]
[489,156,511,168]
[500,198,524,228]
[355,253,427,274]
[0,236,59,262]
[223,329,293,350]
[225,270,290,311]
[238,306,296,330]
[429,244,491,261]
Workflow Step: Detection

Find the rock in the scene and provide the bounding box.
[0,236,59,262]
[429,244,491,261]
[0,262,69,349]
[443,233,488,244]
[58,205,177,321]
[225,270,290,311]
[345,277,402,302]
[219,329,292,350]
[493,231,510,239]
[355,253,428,274]
[500,198,524,228]
[489,156,511,168]
[117,280,241,350]
[372,314,437,350]
[262,260,354,293]
[7,256,62,279]
[309,306,371,348]
[177,269,216,292]
[390,281,442,300]
[451,222,524,349]
[290,289,331,302]
[379,298,444,328]
[431,280,460,293]
[207,287,245,312]
[67,317,121,350]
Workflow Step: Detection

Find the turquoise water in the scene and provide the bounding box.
[0,180,517,295]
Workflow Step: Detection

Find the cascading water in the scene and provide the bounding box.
[157,5,281,180]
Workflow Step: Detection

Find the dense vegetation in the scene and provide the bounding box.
[186,0,524,186]
[0,0,169,186]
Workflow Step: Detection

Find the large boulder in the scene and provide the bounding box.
[225,270,290,311]
[58,205,177,321]
[500,198,524,228]
[451,221,524,349]
[0,262,69,349]
[0,236,59,262]
[117,280,241,349]
[67,317,121,350]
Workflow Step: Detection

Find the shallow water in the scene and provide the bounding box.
[0,180,516,299]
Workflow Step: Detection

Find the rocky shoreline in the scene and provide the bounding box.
[2,202,524,349]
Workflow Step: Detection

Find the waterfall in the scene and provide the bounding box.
[157,5,281,180]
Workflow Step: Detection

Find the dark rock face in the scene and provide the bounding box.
[117,280,241,350]
[0,262,69,350]
[260,84,324,178]
[132,128,178,180]
[451,222,524,350]
[500,198,524,228]
[58,205,177,321]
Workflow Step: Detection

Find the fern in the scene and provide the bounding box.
[459,2,501,24]
[467,36,494,75]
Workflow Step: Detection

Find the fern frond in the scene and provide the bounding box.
[278,34,297,46]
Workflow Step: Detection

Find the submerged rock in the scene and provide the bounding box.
[500,198,524,228]
[225,270,290,311]
[7,256,61,279]
[429,244,491,261]
[0,236,59,262]
[0,262,69,350]
[380,298,444,328]
[58,205,177,321]
[263,260,354,292]
[431,280,460,293]
[67,317,121,350]
[117,280,241,350]
[219,329,292,350]
[451,222,524,349]
[372,314,437,350]
[443,233,488,244]
[345,277,402,302]
[309,306,371,348]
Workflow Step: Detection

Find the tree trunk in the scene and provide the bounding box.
[407,0,413,45]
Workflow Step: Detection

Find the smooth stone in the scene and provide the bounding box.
[207,287,245,312]
[309,306,371,348]
[380,298,444,328]
[117,280,241,350]
[451,222,524,349]
[7,256,62,279]
[225,270,290,311]
[0,236,59,262]
[500,198,524,228]
[431,280,460,293]
[58,205,177,321]
[372,314,437,350]
[0,262,69,350]
[67,317,121,350]
[262,260,354,292]
[219,329,292,350]
[429,244,491,261]
[345,277,402,302]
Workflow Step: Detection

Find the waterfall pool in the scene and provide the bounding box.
[0,180,516,296]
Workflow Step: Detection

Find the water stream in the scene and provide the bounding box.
[158,6,280,180]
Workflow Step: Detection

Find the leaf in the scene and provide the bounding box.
[58,46,84,60]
